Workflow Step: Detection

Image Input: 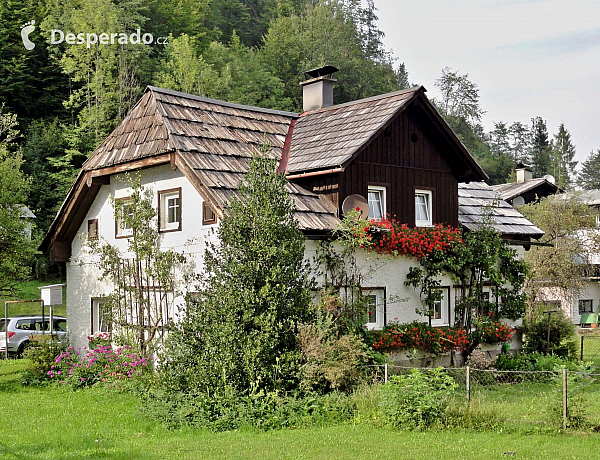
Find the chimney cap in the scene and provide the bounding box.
[515,162,532,171]
[303,65,339,79]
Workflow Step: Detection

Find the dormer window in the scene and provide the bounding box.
[368,185,386,220]
[415,189,433,227]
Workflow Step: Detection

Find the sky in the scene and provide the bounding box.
[376,0,600,167]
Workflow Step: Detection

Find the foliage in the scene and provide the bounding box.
[522,307,577,357]
[577,148,600,190]
[529,116,552,178]
[158,151,311,402]
[550,123,577,189]
[84,180,187,357]
[494,352,582,373]
[520,194,600,299]
[0,106,36,296]
[49,345,149,389]
[369,322,468,355]
[297,310,370,393]
[21,336,69,385]
[434,67,484,128]
[379,368,457,429]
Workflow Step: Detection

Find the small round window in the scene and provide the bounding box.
[411,133,419,143]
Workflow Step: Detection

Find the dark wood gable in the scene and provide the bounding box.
[295,102,470,227]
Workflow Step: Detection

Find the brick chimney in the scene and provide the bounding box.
[515,164,533,183]
[300,65,338,112]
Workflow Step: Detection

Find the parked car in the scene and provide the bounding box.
[0,316,67,356]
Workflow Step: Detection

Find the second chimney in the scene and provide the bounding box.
[300,66,338,112]
[515,164,533,183]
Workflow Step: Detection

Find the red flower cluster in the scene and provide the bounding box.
[370,322,468,355]
[366,218,462,258]
[478,321,514,344]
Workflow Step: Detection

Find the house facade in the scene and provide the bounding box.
[41,70,543,351]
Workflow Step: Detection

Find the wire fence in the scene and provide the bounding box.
[366,364,600,431]
[579,334,600,368]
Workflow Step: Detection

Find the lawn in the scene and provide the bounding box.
[1,361,600,460]
[0,279,66,317]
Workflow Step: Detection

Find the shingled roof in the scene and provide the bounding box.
[491,178,558,202]
[459,182,544,238]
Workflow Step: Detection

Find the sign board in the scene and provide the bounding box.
[39,284,65,306]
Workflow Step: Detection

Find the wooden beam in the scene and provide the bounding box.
[170,151,177,171]
[174,152,223,218]
[50,241,71,263]
[89,153,172,178]
[86,175,111,187]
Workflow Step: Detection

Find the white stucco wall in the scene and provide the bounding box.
[67,165,218,349]
[539,282,600,325]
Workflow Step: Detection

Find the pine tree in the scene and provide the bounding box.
[529,117,551,178]
[577,149,600,190]
[550,123,577,189]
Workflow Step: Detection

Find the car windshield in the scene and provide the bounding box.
[0,319,7,332]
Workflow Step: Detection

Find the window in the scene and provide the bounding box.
[159,188,182,232]
[431,288,450,327]
[579,299,593,314]
[415,189,433,227]
[115,198,134,238]
[15,319,35,331]
[364,288,385,330]
[92,298,111,334]
[88,219,98,239]
[203,202,217,225]
[368,186,386,220]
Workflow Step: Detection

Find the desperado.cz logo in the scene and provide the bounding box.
[20,20,168,50]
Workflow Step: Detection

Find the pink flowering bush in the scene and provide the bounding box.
[87,331,111,348]
[48,345,149,389]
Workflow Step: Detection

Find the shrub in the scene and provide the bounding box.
[369,321,468,355]
[379,368,457,429]
[21,336,69,385]
[523,308,577,357]
[49,345,149,389]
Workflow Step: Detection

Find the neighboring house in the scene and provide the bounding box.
[538,190,600,326]
[491,164,559,206]
[41,68,543,351]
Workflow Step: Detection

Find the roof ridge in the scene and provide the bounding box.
[300,86,424,115]
[146,86,299,118]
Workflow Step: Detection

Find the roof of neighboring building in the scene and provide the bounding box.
[491,178,558,201]
[459,182,544,238]
[284,86,488,182]
[572,189,600,206]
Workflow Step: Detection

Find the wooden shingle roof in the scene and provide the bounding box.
[81,86,339,232]
[459,182,544,238]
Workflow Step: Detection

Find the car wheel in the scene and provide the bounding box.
[17,341,30,358]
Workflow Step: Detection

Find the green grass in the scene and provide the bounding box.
[0,279,66,317]
[2,361,600,460]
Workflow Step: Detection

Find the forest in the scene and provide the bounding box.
[0,0,594,241]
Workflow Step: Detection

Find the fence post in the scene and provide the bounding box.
[384,363,388,383]
[466,366,471,403]
[562,368,568,430]
[580,335,584,362]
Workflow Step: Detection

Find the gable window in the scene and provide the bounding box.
[415,189,433,227]
[159,188,182,232]
[579,299,593,314]
[363,288,385,330]
[115,198,134,238]
[88,219,98,239]
[203,202,217,225]
[368,186,386,220]
[430,288,450,327]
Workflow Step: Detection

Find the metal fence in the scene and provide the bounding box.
[368,364,600,431]
[579,334,600,367]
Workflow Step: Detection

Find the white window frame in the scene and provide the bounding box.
[368,185,386,220]
[159,189,182,232]
[92,298,111,334]
[415,189,433,227]
[115,198,134,238]
[364,288,385,330]
[430,288,450,327]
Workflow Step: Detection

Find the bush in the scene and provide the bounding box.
[474,319,514,345]
[21,336,69,385]
[523,307,576,357]
[379,368,456,429]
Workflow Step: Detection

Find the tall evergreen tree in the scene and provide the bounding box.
[529,117,551,178]
[550,123,577,189]
[577,148,600,190]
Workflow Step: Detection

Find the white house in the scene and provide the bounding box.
[41,68,543,351]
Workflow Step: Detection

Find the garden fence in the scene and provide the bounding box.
[365,364,600,431]
[579,334,600,368]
